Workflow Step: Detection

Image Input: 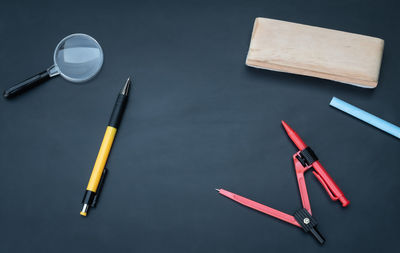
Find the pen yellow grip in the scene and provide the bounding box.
[87,126,117,192]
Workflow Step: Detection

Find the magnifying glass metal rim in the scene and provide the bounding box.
[51,33,104,83]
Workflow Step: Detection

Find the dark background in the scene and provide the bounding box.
[0,0,399,252]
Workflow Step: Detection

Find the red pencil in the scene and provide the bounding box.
[281,121,350,207]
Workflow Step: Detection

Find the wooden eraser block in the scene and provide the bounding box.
[246,17,384,88]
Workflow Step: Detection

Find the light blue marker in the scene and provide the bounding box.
[330,97,400,139]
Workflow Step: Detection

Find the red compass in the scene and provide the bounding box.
[217,121,349,244]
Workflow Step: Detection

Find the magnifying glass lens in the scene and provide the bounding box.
[54,34,103,82]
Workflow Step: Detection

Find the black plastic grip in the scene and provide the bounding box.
[297,146,319,166]
[3,70,51,98]
[108,94,128,128]
[294,208,325,245]
[81,190,96,207]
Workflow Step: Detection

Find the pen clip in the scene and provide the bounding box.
[312,171,339,201]
[92,168,108,207]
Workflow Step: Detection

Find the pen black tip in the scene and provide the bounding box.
[121,77,131,95]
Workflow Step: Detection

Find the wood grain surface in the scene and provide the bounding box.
[246,17,384,88]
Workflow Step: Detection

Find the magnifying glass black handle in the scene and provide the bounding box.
[3,70,51,98]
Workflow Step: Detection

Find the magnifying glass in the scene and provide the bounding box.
[3,33,103,98]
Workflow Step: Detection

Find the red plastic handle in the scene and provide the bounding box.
[218,189,301,227]
[293,154,312,214]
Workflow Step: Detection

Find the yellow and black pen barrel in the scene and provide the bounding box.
[80,78,131,217]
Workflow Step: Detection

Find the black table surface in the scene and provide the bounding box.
[1,0,399,252]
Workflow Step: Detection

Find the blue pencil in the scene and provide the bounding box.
[330,97,400,139]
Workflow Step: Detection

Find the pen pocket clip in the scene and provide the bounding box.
[312,171,339,201]
[92,168,108,207]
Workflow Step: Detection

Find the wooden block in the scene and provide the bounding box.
[246,18,384,88]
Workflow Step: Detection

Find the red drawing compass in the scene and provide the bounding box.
[217,121,349,244]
